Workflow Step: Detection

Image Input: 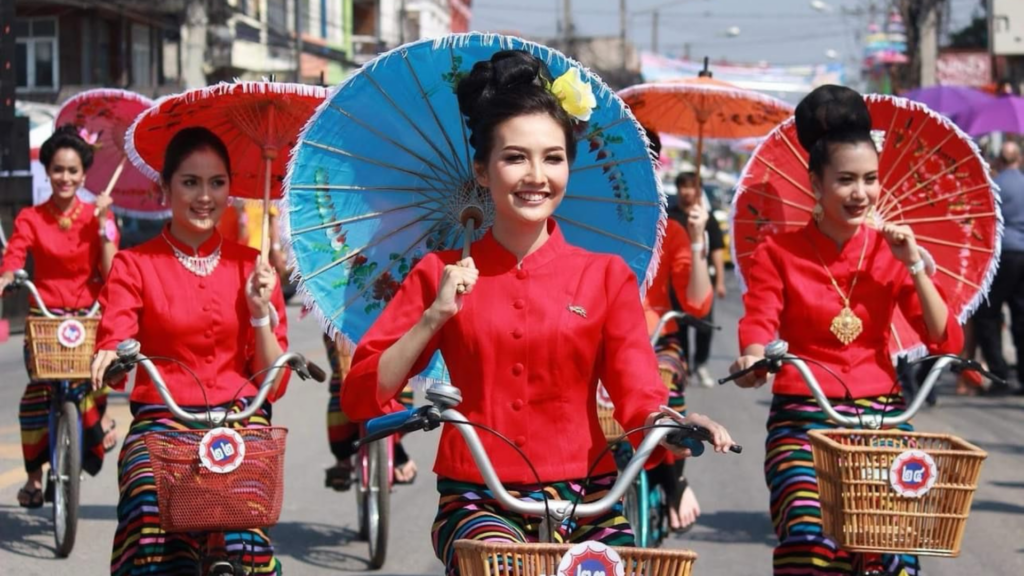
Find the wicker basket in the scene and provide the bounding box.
[454,541,697,576]
[597,368,678,443]
[808,429,987,557]
[143,427,288,533]
[25,317,99,380]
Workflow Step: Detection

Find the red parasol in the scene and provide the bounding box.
[55,89,165,218]
[127,81,327,258]
[732,94,1001,358]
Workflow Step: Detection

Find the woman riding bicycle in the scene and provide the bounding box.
[639,128,714,534]
[728,85,964,575]
[89,127,290,575]
[341,50,736,576]
[0,125,119,509]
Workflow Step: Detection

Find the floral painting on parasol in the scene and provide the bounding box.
[732,94,1002,358]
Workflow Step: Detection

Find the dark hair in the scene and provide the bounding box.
[456,50,577,164]
[794,84,874,177]
[644,127,662,157]
[161,127,231,183]
[675,171,699,190]
[39,124,95,171]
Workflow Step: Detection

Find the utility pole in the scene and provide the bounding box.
[295,0,303,83]
[919,1,939,87]
[620,0,627,71]
[563,0,573,55]
[400,0,408,44]
[651,10,659,54]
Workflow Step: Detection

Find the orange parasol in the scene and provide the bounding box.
[619,59,794,183]
[127,81,327,259]
[732,94,1001,359]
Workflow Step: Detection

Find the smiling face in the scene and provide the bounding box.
[163,147,230,237]
[474,113,570,229]
[812,141,880,232]
[46,148,87,202]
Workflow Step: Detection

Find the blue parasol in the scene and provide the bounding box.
[283,33,665,383]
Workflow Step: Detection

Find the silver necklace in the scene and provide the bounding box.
[162,232,222,277]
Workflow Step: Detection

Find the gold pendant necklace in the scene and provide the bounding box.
[808,228,869,346]
[47,200,82,231]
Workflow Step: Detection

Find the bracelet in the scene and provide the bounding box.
[250,315,271,327]
[690,242,705,253]
[907,259,926,276]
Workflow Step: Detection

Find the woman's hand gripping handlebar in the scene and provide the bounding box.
[99,339,326,426]
[721,339,1008,428]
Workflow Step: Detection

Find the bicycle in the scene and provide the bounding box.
[596,310,720,549]
[4,269,101,557]
[102,338,326,575]
[721,339,998,574]
[354,422,395,569]
[356,381,742,575]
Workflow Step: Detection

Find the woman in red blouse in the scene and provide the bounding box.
[0,125,118,509]
[342,50,735,575]
[89,127,289,575]
[729,85,963,576]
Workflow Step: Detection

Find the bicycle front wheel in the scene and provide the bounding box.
[623,476,648,548]
[53,401,81,558]
[365,438,390,569]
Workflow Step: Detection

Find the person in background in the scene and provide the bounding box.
[974,141,1024,395]
[1,125,120,509]
[668,172,726,388]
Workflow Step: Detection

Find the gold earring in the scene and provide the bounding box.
[812,203,824,223]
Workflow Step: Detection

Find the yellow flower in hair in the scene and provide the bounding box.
[550,68,597,122]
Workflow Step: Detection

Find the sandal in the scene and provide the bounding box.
[17,487,44,509]
[102,419,118,453]
[393,443,417,485]
[325,461,354,492]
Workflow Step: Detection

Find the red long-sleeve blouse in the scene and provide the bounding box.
[343,219,668,484]
[1,198,119,310]
[739,223,963,398]
[95,229,290,407]
[644,219,713,335]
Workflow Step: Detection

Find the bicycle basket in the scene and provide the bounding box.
[142,427,288,533]
[596,368,676,443]
[809,429,987,557]
[454,541,697,576]
[25,316,99,380]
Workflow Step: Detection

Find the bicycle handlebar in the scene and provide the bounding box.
[357,383,740,523]
[719,339,1005,428]
[4,270,101,318]
[102,339,327,425]
[649,310,719,347]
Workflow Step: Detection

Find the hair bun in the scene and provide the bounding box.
[53,123,85,140]
[457,50,547,127]
[794,85,871,154]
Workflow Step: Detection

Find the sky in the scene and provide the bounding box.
[468,0,982,71]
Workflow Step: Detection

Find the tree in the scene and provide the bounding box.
[893,0,947,90]
[948,1,987,50]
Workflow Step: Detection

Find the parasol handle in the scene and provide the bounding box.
[456,205,484,294]
[694,121,705,188]
[95,156,127,216]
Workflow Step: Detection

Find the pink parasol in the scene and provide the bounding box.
[55,89,165,218]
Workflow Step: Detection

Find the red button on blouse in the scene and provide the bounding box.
[1,199,119,309]
[343,219,667,485]
[739,223,963,399]
[95,229,290,407]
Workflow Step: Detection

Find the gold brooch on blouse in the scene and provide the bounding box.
[568,305,587,318]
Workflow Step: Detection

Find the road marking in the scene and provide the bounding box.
[0,466,25,490]
[0,444,22,459]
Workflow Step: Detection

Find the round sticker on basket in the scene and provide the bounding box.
[557,542,625,576]
[198,428,246,474]
[596,383,615,410]
[889,449,938,498]
[56,319,87,349]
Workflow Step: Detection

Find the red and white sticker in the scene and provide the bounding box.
[198,428,246,474]
[56,319,87,349]
[558,542,624,576]
[596,383,615,410]
[889,449,938,498]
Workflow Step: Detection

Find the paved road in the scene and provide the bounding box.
[1,273,1022,575]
